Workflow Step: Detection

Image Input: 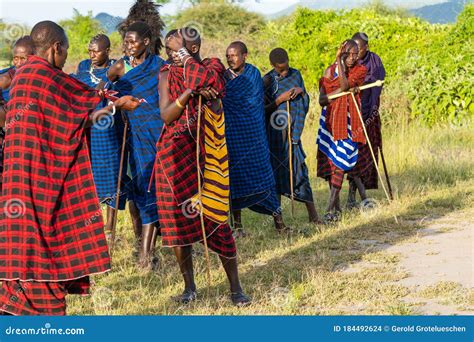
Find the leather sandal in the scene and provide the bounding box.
[173,289,197,304]
[230,291,251,307]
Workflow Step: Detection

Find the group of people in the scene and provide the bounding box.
[0,0,385,316]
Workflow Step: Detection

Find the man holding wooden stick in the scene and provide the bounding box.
[316,39,367,221]
[346,32,390,206]
[263,47,320,224]
[156,28,250,306]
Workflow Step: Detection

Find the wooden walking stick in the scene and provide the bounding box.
[195,95,212,293]
[110,118,129,256]
[286,101,295,218]
[350,92,398,224]
[328,80,384,100]
[379,147,394,200]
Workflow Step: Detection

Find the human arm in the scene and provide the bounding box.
[88,95,140,128]
[158,70,193,125]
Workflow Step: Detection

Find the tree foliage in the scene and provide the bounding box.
[59,10,104,63]
[172,2,265,38]
[253,4,473,125]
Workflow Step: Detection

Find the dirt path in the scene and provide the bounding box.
[344,208,474,314]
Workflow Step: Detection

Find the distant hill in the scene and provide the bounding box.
[95,12,123,34]
[411,0,469,23]
[268,0,469,23]
[93,0,469,31]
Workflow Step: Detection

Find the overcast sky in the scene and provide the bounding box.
[0,0,448,26]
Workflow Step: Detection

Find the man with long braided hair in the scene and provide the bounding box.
[95,0,166,270]
[105,17,166,270]
[117,0,165,56]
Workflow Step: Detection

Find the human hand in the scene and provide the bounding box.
[114,95,141,111]
[166,31,185,52]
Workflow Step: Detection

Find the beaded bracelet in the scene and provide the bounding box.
[177,47,190,60]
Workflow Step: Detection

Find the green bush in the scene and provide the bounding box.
[172,2,266,38]
[60,10,105,66]
[248,4,473,126]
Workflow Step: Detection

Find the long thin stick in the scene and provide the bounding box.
[110,120,128,256]
[287,101,295,218]
[328,80,384,100]
[379,147,394,200]
[350,92,398,224]
[196,96,212,294]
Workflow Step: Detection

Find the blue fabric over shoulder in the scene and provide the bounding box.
[223,63,280,215]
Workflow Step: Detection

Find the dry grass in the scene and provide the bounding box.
[67,121,474,315]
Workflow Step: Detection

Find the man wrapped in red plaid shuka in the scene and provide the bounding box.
[156,28,250,306]
[0,21,140,316]
[317,40,367,221]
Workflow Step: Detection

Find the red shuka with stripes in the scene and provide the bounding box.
[320,63,367,143]
[155,57,236,258]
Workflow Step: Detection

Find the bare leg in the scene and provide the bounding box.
[273,212,291,232]
[128,201,142,240]
[326,184,340,213]
[352,176,367,201]
[324,184,341,222]
[335,189,342,213]
[232,210,246,238]
[138,223,159,270]
[305,201,320,223]
[218,255,251,306]
[347,179,358,209]
[273,195,290,231]
[105,205,115,233]
[218,256,242,293]
[173,246,197,303]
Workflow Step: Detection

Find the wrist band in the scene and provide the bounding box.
[175,98,185,109]
[177,47,190,60]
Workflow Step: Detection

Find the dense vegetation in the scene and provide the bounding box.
[0,2,472,125]
[171,2,473,125]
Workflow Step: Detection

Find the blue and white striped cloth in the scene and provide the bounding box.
[316,107,358,171]
[316,64,358,171]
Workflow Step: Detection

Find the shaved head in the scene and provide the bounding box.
[30,20,67,54]
[228,41,248,55]
[269,47,289,65]
[352,32,369,46]
[90,34,110,50]
[14,36,34,55]
[342,39,358,53]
